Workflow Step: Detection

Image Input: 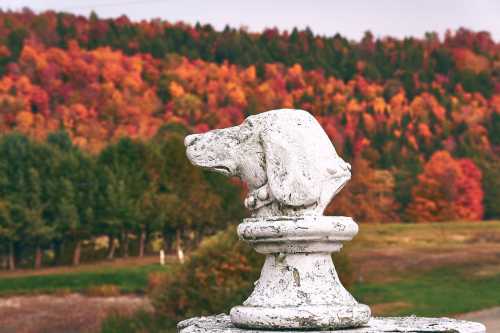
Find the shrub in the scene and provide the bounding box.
[150,226,262,321]
[100,226,354,332]
[149,226,354,323]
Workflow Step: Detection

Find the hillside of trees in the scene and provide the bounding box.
[0,9,499,269]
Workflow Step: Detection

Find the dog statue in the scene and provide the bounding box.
[185,109,351,217]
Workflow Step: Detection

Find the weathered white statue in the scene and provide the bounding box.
[186,109,369,329]
[185,109,351,217]
[182,109,485,333]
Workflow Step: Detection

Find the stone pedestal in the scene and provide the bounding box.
[183,109,486,333]
[229,216,370,330]
[178,314,486,333]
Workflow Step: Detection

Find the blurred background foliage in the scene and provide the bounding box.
[0,10,498,271]
[0,7,499,333]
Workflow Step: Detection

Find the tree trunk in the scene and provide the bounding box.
[122,231,129,258]
[34,245,42,269]
[138,229,146,257]
[163,232,172,253]
[72,240,81,266]
[8,242,15,270]
[195,229,204,247]
[176,229,185,264]
[54,240,65,265]
[107,235,116,260]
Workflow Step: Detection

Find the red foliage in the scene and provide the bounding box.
[406,151,484,222]
[455,159,484,220]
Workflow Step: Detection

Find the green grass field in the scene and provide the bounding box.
[1,221,499,320]
[353,265,500,316]
[100,262,500,333]
[100,221,500,332]
[0,263,170,296]
[345,221,500,316]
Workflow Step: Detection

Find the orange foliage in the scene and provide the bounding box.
[327,158,399,223]
[406,151,483,222]
[0,38,496,173]
[453,48,490,74]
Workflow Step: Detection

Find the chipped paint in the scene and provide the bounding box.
[178,314,486,333]
[185,109,351,217]
[182,108,485,332]
[229,217,370,329]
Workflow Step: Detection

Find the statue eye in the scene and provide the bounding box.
[237,129,251,142]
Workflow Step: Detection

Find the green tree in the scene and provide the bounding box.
[0,134,55,268]
[46,131,98,265]
[97,138,149,259]
[151,128,222,262]
[0,200,17,270]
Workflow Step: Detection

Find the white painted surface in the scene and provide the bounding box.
[185,109,366,329]
[229,216,370,329]
[237,216,357,254]
[178,314,486,333]
[183,109,486,331]
[185,109,351,217]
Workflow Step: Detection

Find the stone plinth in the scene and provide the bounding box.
[178,314,486,333]
[229,216,370,329]
[183,109,486,332]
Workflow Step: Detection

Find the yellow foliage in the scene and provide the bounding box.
[373,97,386,114]
[169,81,185,98]
[16,111,34,128]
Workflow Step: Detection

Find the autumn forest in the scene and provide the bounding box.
[0,9,499,269]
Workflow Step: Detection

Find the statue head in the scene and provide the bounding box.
[185,109,351,217]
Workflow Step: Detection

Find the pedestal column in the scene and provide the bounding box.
[229,216,371,330]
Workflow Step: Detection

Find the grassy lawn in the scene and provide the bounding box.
[0,263,170,296]
[351,220,500,250]
[353,264,500,317]
[1,222,498,332]
[1,221,499,314]
[346,221,500,316]
[100,263,500,333]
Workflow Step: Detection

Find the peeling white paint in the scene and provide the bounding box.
[230,216,370,329]
[183,109,485,331]
[185,109,351,218]
[178,314,486,333]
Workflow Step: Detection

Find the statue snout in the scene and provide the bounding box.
[184,134,200,147]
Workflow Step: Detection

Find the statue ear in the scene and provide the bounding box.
[261,128,320,207]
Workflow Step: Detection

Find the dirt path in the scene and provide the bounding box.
[457,307,500,333]
[0,294,152,333]
[350,243,500,283]
[0,223,498,332]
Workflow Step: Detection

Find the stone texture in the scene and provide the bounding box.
[185,109,369,329]
[185,109,351,217]
[228,216,370,329]
[237,216,358,254]
[177,314,486,333]
[183,108,485,331]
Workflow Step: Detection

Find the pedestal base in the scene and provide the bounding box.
[231,304,370,330]
[178,314,486,333]
[231,216,370,329]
